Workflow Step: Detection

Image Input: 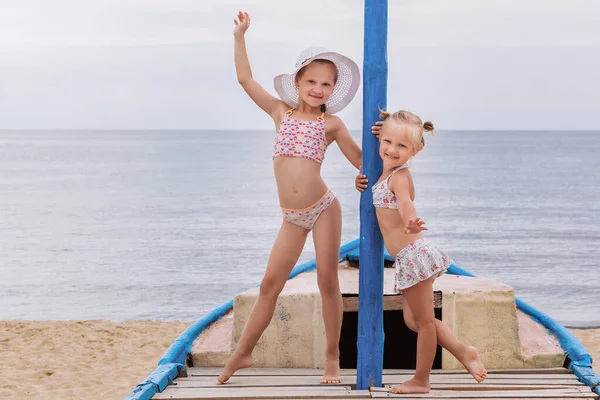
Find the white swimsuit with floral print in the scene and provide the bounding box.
[372,164,408,209]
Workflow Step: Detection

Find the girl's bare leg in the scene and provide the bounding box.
[390,278,436,394]
[312,198,343,384]
[403,299,487,383]
[217,221,309,384]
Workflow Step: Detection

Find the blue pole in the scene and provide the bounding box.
[357,0,388,390]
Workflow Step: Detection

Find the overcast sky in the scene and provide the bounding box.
[0,0,599,130]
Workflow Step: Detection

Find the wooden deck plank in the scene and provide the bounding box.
[162,386,353,392]
[372,396,596,400]
[185,367,572,377]
[370,387,598,398]
[384,378,582,385]
[164,368,596,400]
[414,384,582,390]
[383,376,580,384]
[173,375,355,387]
[153,386,370,399]
[186,367,352,376]
[173,375,583,387]
[173,382,582,391]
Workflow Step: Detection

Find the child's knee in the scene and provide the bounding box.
[403,313,417,332]
[259,276,285,298]
[317,271,339,295]
[414,316,436,331]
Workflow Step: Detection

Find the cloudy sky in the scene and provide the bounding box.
[0,0,598,130]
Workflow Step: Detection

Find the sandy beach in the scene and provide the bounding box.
[570,328,600,372]
[0,321,598,400]
[0,320,192,400]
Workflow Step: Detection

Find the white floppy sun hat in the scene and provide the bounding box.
[274,47,360,115]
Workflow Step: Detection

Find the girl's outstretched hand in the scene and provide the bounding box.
[372,121,383,137]
[233,11,251,38]
[355,168,368,192]
[405,217,428,234]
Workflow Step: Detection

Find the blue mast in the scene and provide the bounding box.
[356,0,388,390]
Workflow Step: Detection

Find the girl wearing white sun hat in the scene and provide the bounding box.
[217,11,363,387]
[274,46,361,114]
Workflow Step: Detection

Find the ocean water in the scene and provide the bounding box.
[1,129,598,327]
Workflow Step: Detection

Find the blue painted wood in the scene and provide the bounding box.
[357,0,388,390]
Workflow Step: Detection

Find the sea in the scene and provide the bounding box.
[1,129,598,327]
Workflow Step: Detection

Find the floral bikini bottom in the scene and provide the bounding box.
[281,189,336,231]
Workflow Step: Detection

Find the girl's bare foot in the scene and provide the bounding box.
[460,346,487,383]
[320,358,341,384]
[216,352,253,384]
[389,377,430,394]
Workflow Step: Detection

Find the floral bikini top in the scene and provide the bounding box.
[273,109,327,164]
[372,164,409,209]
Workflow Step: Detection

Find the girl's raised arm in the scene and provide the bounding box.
[234,12,285,119]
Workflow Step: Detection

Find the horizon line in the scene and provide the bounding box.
[1,128,599,133]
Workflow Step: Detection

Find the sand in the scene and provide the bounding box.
[0,321,598,400]
[0,320,192,400]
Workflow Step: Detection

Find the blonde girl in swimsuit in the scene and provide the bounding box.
[355,110,487,394]
[217,11,362,385]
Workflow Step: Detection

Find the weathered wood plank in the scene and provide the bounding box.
[153,386,370,399]
[384,375,579,382]
[385,377,580,385]
[404,384,582,390]
[185,367,339,376]
[342,292,442,312]
[155,367,596,399]
[185,367,574,378]
[172,375,355,387]
[372,396,596,400]
[165,386,351,392]
[477,368,572,375]
[370,386,597,398]
[173,375,583,388]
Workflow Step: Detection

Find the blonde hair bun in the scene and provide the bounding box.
[379,111,390,120]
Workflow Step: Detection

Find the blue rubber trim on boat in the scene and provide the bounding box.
[349,248,600,395]
[571,363,600,395]
[124,239,361,399]
[515,298,592,366]
[159,300,235,366]
[124,363,185,400]
[513,299,599,395]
